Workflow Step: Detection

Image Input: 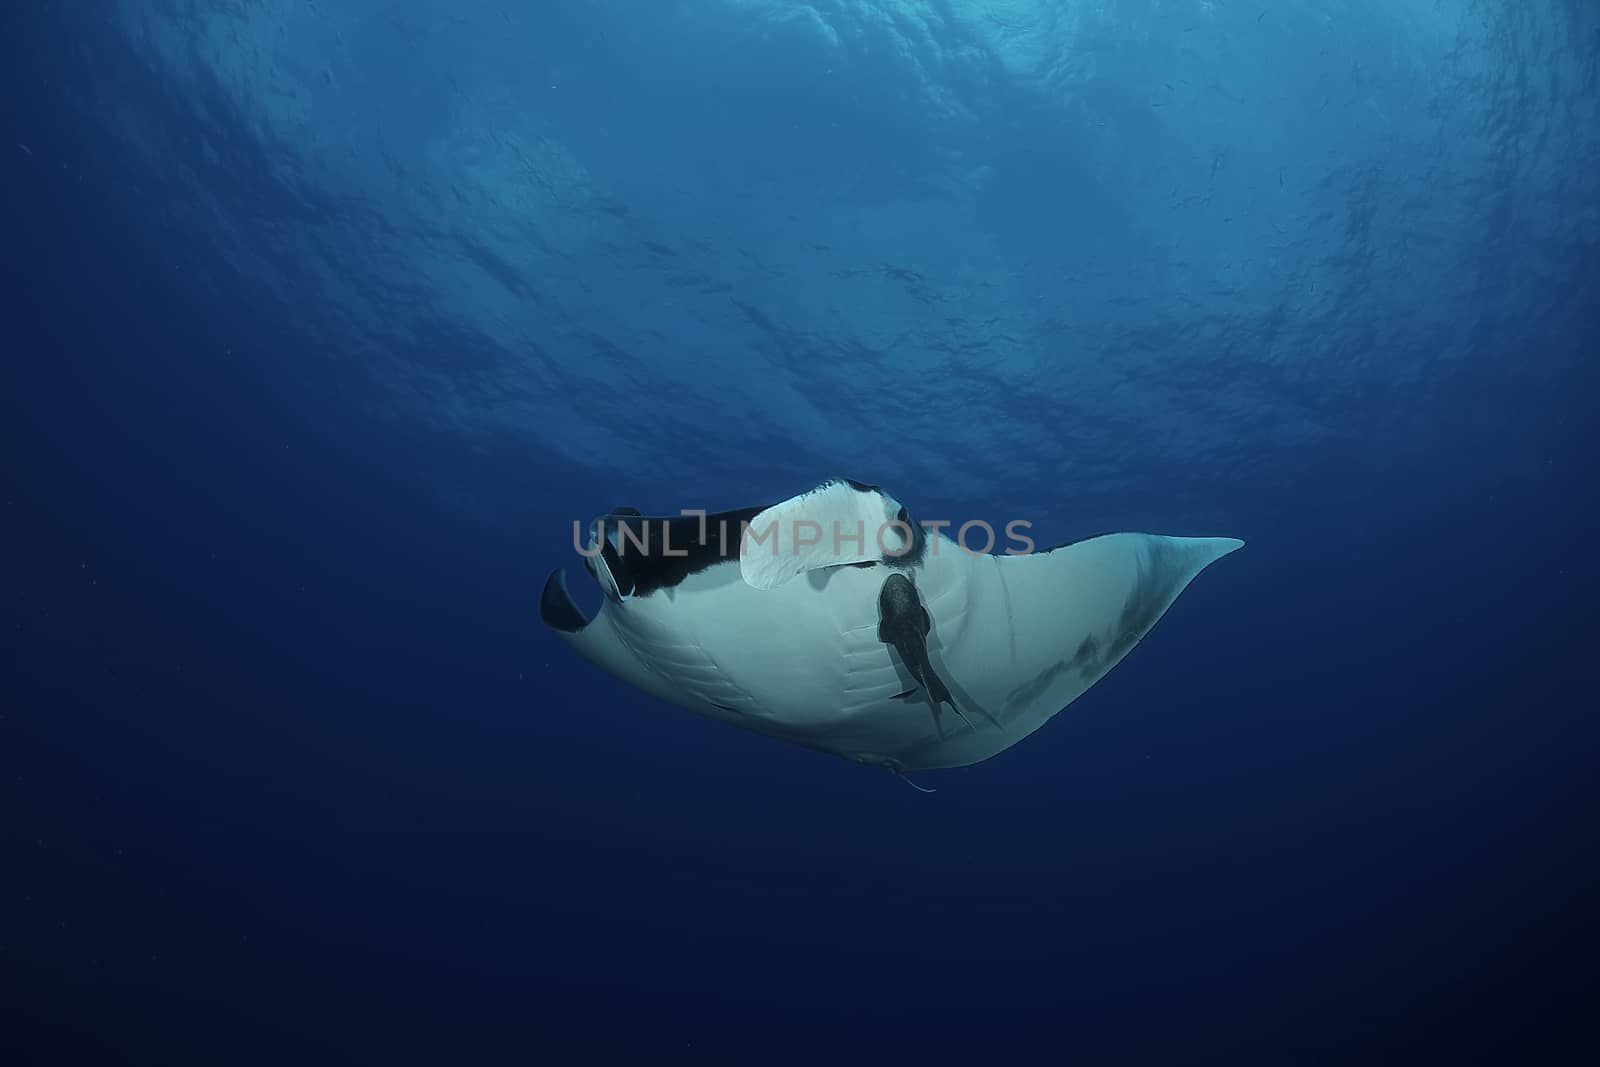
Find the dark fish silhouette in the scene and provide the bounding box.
[877,572,981,734]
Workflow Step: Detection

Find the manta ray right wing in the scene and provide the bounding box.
[887,531,1245,770]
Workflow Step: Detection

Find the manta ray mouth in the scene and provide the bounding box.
[577,511,642,603]
[544,500,771,632]
[544,517,656,633]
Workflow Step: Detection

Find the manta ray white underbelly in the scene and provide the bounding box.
[540,478,1243,776]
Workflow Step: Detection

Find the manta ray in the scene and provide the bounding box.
[540,478,1242,783]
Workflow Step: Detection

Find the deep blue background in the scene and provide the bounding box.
[3,3,1597,1064]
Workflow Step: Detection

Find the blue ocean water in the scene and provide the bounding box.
[2,1,1595,1063]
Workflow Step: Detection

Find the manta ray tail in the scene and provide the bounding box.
[891,768,937,794]
[876,758,937,793]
